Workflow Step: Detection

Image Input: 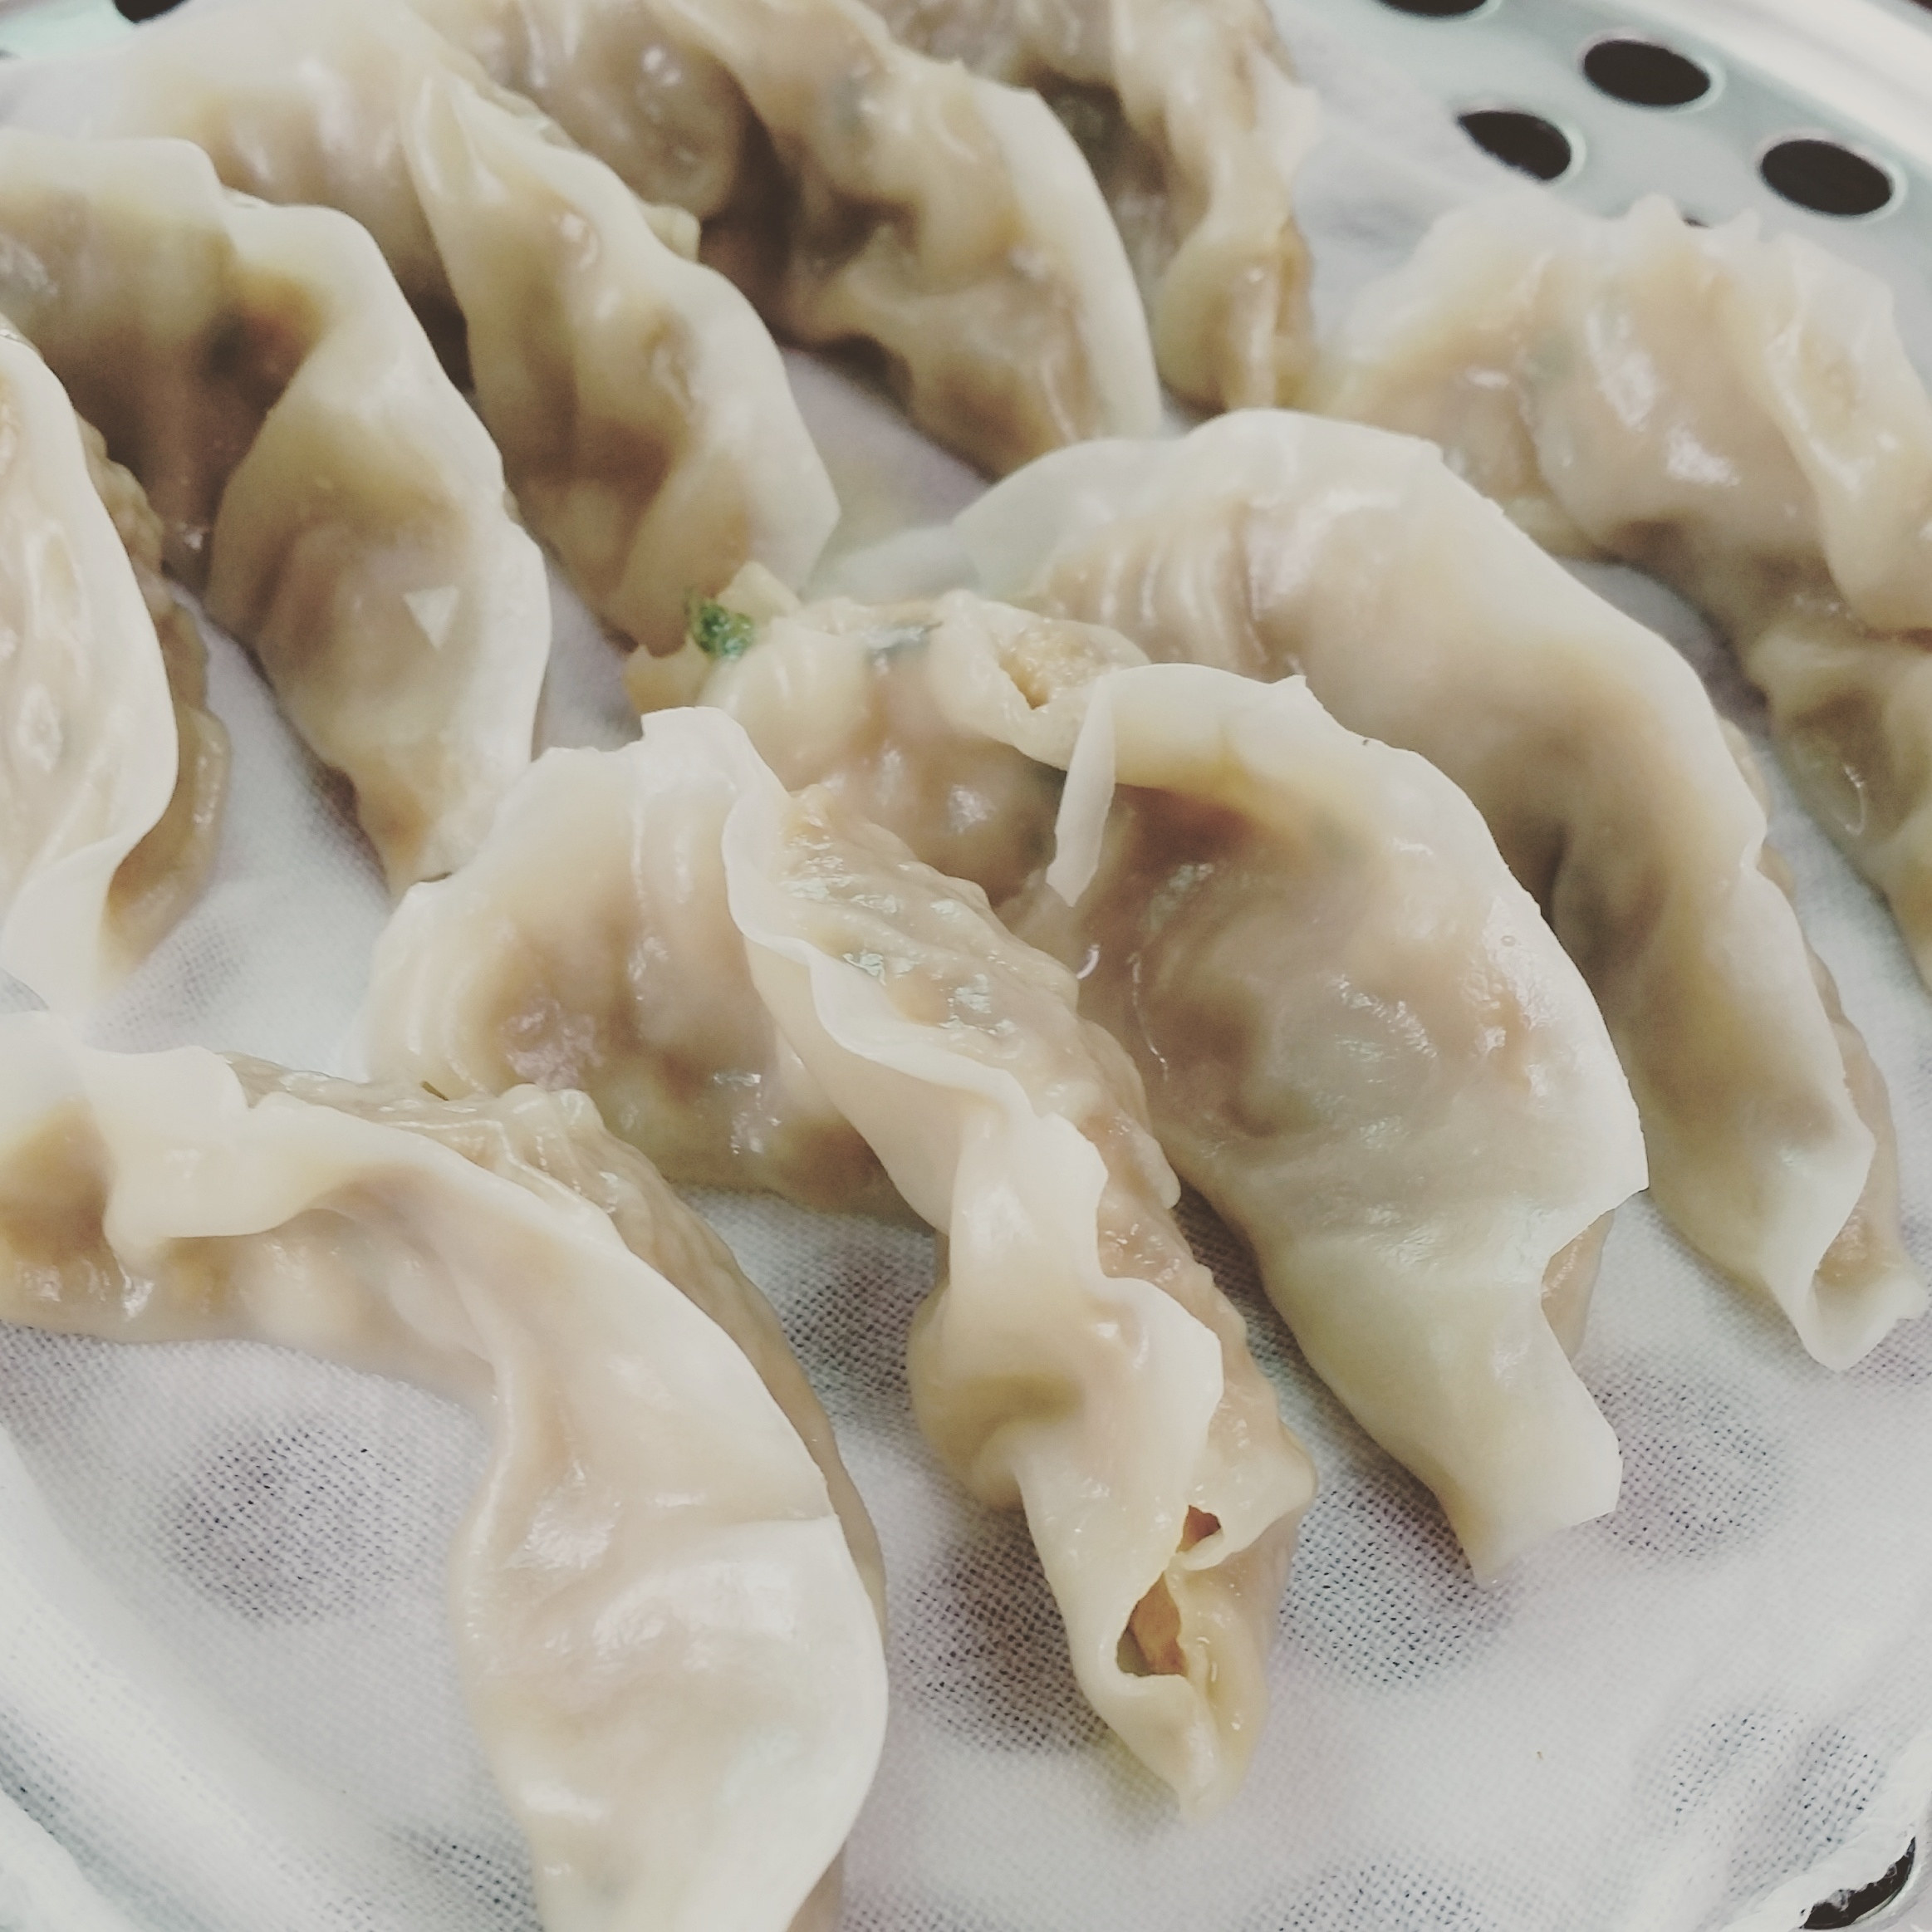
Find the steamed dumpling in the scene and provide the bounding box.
[951,409,1924,1369]
[2,0,840,660]
[0,1015,888,1932]
[1014,664,1644,1577]
[704,591,1645,1573]
[1311,189,1932,993]
[0,127,549,890]
[409,0,1162,474]
[366,708,1317,1810]
[861,0,1319,410]
[362,728,899,1219]
[0,320,226,1007]
[717,708,1315,1812]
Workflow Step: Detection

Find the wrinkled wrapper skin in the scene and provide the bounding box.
[0,127,549,890]
[411,0,1161,474]
[366,706,1315,1811]
[362,733,898,1219]
[704,588,1146,904]
[0,322,226,1008]
[1,0,839,659]
[863,0,1319,411]
[1014,664,1642,1578]
[1312,189,1932,1002]
[713,712,1316,1812]
[953,409,1925,1370]
[708,593,1645,1574]
[0,1017,888,1932]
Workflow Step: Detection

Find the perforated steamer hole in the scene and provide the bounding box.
[1802,1841,1917,1928]
[1457,108,1578,183]
[1581,37,1714,109]
[1759,136,1900,218]
[111,0,185,17]
[1374,0,1495,16]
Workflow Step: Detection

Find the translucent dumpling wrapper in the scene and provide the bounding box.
[699,582,1148,905]
[949,409,1925,1371]
[1310,189,1932,995]
[365,707,1316,1810]
[0,319,227,1008]
[711,711,1316,1812]
[0,1013,888,1932]
[1023,664,1647,1576]
[704,592,1645,1572]
[0,0,840,661]
[0,128,550,891]
[860,0,1320,411]
[360,730,900,1219]
[409,0,1162,475]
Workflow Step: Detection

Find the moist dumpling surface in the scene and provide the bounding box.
[0,126,549,890]
[0,320,225,1008]
[0,1017,889,1932]
[952,409,1924,1368]
[410,0,1163,474]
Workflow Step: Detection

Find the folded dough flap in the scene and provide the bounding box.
[0,1012,887,1932]
[1038,663,1647,1581]
[0,127,548,891]
[705,707,1313,1813]
[0,325,189,1009]
[360,728,893,1217]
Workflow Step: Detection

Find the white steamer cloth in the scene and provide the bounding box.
[2,7,1931,1932]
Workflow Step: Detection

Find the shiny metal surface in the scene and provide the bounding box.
[1304,0,1932,352]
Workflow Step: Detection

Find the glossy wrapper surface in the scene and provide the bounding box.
[0,0,841,660]
[0,1017,889,1932]
[950,410,1925,1369]
[412,0,1163,473]
[0,127,549,890]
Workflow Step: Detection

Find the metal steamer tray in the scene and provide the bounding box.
[5,2,1932,1930]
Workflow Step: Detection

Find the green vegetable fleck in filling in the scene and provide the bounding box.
[685,592,757,663]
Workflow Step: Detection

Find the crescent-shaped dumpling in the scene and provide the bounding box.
[0,128,550,891]
[951,409,1925,1369]
[409,0,1162,474]
[0,1015,888,1932]
[702,591,1647,1573]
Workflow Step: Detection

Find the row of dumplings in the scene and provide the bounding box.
[5,0,1932,1925]
[10,0,1932,1007]
[0,0,1319,993]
